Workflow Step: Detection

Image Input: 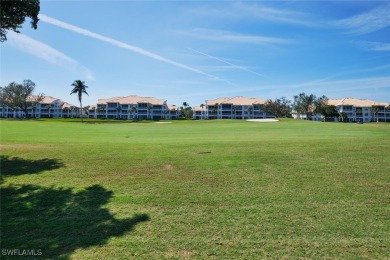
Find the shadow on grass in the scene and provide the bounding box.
[1,155,65,177]
[1,184,150,259]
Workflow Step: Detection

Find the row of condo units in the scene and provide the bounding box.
[0,96,81,118]
[193,96,272,119]
[89,95,180,120]
[292,98,390,122]
[1,95,389,122]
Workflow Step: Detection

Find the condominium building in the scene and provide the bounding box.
[293,98,390,122]
[0,96,80,118]
[194,96,270,120]
[89,95,179,120]
[328,98,390,122]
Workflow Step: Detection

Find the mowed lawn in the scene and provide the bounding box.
[1,119,389,259]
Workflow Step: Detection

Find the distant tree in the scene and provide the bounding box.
[128,106,137,120]
[97,105,105,118]
[313,95,328,115]
[147,104,153,120]
[292,93,317,120]
[70,80,89,122]
[320,105,339,121]
[232,105,239,119]
[370,106,379,123]
[180,102,193,119]
[263,97,292,118]
[246,105,253,118]
[211,103,219,119]
[355,107,362,122]
[0,0,40,42]
[46,104,51,118]
[339,111,348,122]
[311,96,340,121]
[200,103,205,119]
[116,106,121,119]
[0,80,43,118]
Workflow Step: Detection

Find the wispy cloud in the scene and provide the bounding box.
[7,31,95,80]
[233,2,317,27]
[179,76,390,101]
[356,41,390,51]
[188,2,316,27]
[188,48,267,78]
[39,14,225,82]
[181,28,295,45]
[336,4,390,34]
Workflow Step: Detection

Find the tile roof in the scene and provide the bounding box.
[97,95,166,105]
[206,96,266,106]
[27,95,59,104]
[328,98,389,107]
[61,102,76,109]
[193,106,206,111]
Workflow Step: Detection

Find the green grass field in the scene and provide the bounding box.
[1,119,389,259]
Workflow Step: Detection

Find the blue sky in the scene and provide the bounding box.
[1,1,390,107]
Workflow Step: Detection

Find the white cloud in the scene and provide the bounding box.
[39,14,224,82]
[336,4,390,34]
[179,76,390,101]
[181,28,295,45]
[233,2,316,27]
[188,2,316,27]
[357,41,390,51]
[7,31,95,81]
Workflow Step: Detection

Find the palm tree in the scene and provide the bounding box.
[46,104,51,118]
[127,106,137,120]
[116,106,121,120]
[247,105,253,119]
[211,103,218,119]
[355,107,362,123]
[232,105,238,120]
[200,104,205,119]
[370,105,379,123]
[70,80,89,122]
[147,104,153,120]
[131,106,137,120]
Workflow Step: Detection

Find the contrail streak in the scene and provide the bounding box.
[39,14,225,81]
[188,48,268,78]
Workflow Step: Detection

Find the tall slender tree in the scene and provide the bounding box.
[70,80,89,122]
[370,106,379,123]
[246,105,253,119]
[200,104,205,119]
[147,104,153,120]
[355,107,362,123]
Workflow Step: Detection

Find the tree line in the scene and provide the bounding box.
[1,79,88,122]
[2,80,390,122]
